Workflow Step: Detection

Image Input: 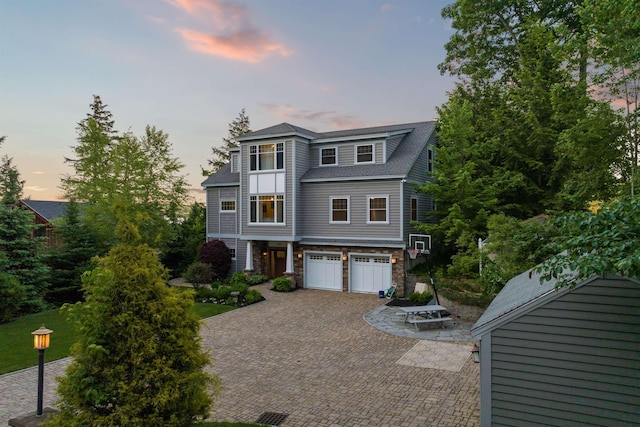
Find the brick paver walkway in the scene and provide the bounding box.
[0,284,479,426]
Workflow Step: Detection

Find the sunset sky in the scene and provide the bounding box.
[0,0,456,202]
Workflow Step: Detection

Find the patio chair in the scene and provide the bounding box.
[385,282,398,299]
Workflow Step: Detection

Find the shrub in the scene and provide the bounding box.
[0,272,27,323]
[230,271,248,287]
[244,288,263,304]
[409,291,433,305]
[198,240,232,280]
[183,261,213,290]
[196,286,217,302]
[271,276,292,292]
[247,274,269,285]
[216,285,232,302]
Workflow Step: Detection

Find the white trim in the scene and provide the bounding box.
[479,334,492,427]
[329,196,350,224]
[313,129,411,144]
[355,143,375,164]
[366,194,389,224]
[300,174,405,183]
[220,199,236,212]
[319,146,338,166]
[248,194,285,225]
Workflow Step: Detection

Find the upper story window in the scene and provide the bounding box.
[221,200,236,212]
[330,196,350,224]
[367,195,389,224]
[321,147,337,166]
[427,148,433,173]
[250,195,284,224]
[356,144,374,164]
[230,153,239,173]
[411,197,418,221]
[250,143,284,171]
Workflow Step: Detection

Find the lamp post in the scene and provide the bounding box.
[32,325,53,417]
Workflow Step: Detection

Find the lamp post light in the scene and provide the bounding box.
[32,325,53,417]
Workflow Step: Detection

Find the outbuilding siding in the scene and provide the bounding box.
[489,277,640,426]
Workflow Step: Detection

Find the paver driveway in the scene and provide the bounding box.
[0,283,479,426]
[202,284,479,426]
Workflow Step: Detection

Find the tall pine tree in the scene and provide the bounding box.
[202,108,251,176]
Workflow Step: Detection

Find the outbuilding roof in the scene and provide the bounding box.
[471,267,584,339]
[19,199,70,222]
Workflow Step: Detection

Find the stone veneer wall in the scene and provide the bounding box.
[297,244,406,297]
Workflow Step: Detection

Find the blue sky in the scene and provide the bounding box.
[0,0,455,201]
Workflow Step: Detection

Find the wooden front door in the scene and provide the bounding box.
[270,249,287,278]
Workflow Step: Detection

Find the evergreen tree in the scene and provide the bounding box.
[0,141,49,315]
[202,108,251,176]
[49,220,218,426]
[61,96,189,251]
[162,201,206,277]
[45,199,102,304]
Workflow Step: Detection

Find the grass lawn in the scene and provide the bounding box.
[0,302,235,375]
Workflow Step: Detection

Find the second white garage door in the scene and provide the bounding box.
[350,255,392,294]
[305,253,343,291]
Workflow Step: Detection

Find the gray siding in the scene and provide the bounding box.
[407,130,436,183]
[206,187,219,235]
[300,180,401,239]
[490,278,640,426]
[385,134,403,161]
[294,138,310,237]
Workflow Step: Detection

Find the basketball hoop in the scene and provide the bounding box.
[407,249,419,260]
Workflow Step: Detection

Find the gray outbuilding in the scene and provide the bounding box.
[471,269,640,426]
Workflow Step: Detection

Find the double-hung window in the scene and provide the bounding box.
[250,143,284,171]
[250,195,284,223]
[356,144,374,164]
[367,195,389,224]
[321,147,337,166]
[330,196,350,223]
[427,148,433,173]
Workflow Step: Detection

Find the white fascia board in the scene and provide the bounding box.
[312,128,412,144]
[237,132,316,142]
[301,174,406,183]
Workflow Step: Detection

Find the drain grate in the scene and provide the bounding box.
[256,411,289,426]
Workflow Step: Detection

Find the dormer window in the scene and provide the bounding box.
[321,147,337,166]
[250,143,284,171]
[356,144,374,164]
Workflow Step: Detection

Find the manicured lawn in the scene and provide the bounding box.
[0,303,235,375]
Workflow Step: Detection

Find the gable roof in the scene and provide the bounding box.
[301,121,435,182]
[19,200,70,222]
[202,121,436,187]
[471,267,640,339]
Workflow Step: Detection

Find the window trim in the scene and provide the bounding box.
[329,196,350,224]
[320,147,338,166]
[220,199,236,212]
[355,144,374,164]
[249,194,285,225]
[367,195,389,224]
[249,143,284,171]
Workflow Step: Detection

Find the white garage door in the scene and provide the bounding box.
[350,255,392,294]
[305,253,343,291]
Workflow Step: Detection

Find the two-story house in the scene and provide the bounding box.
[202,121,436,296]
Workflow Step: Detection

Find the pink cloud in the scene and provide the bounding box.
[260,103,367,130]
[175,27,292,63]
[381,3,393,12]
[168,0,292,62]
